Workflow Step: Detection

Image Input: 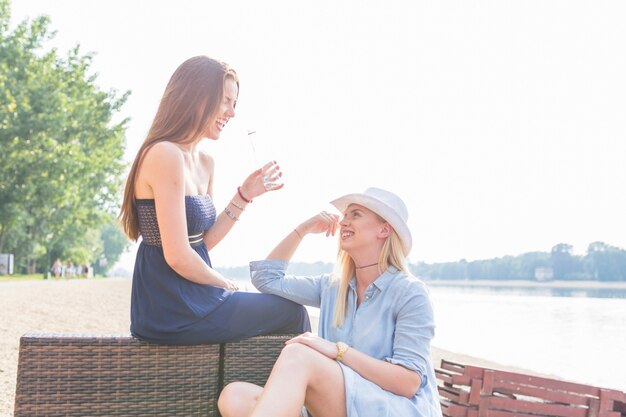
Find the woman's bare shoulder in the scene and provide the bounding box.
[143,141,185,167]
[136,142,185,194]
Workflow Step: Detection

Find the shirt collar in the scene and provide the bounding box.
[348,266,399,291]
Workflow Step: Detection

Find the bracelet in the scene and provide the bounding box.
[335,341,349,362]
[293,228,303,239]
[224,207,239,221]
[229,199,245,211]
[237,186,252,203]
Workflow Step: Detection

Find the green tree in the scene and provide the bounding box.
[0,0,129,272]
[550,243,575,280]
[518,251,550,280]
[585,241,626,282]
[97,220,130,274]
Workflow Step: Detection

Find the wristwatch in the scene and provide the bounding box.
[335,341,349,362]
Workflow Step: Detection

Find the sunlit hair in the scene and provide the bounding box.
[332,223,408,327]
[119,56,239,240]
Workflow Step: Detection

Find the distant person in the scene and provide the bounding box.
[65,260,74,279]
[219,188,442,417]
[51,258,62,280]
[119,56,310,344]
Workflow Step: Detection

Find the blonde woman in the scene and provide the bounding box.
[218,187,442,417]
[119,56,309,344]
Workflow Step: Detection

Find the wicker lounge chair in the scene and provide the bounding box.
[14,333,292,417]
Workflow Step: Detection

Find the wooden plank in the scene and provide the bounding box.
[597,412,621,417]
[599,389,625,413]
[437,368,455,384]
[481,396,588,417]
[482,369,602,397]
[489,378,593,405]
[440,398,476,417]
[441,359,467,375]
[469,378,482,405]
[483,410,552,417]
[441,359,484,378]
[436,367,473,386]
[482,370,494,396]
[439,385,471,404]
[589,398,600,417]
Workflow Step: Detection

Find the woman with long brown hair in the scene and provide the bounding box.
[218,187,442,417]
[119,56,310,344]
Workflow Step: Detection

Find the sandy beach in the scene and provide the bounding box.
[0,278,544,417]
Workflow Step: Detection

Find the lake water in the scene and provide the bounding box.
[234,278,626,391]
[429,285,626,391]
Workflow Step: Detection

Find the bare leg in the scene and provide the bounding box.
[219,381,304,417]
[249,343,347,417]
[218,382,262,417]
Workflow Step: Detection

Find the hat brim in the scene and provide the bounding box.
[330,193,412,256]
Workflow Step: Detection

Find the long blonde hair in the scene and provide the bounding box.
[119,56,238,240]
[332,229,408,327]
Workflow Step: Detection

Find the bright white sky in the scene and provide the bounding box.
[11,1,626,270]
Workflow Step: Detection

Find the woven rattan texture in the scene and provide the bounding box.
[222,334,293,387]
[135,196,215,246]
[14,334,220,417]
[136,201,162,246]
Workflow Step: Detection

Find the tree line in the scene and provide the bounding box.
[219,242,626,282]
[410,242,626,282]
[0,1,129,275]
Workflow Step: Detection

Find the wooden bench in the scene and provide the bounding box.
[437,359,626,417]
[14,333,293,416]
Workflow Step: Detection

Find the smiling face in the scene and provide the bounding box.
[205,76,238,140]
[339,204,391,255]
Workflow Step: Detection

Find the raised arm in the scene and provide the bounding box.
[203,160,282,250]
[250,211,340,307]
[267,211,339,261]
[141,142,236,289]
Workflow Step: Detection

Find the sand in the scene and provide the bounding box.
[0,278,544,417]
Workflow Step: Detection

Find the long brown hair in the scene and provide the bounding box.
[119,56,239,240]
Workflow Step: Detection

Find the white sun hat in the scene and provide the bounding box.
[330,187,412,256]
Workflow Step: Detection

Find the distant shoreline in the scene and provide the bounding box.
[423,279,626,290]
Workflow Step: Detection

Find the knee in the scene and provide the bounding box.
[218,382,251,417]
[277,342,321,369]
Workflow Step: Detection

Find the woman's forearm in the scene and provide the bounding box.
[164,247,229,287]
[340,347,422,398]
[266,212,338,261]
[203,191,249,250]
[266,228,305,261]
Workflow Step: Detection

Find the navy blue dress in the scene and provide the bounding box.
[130,195,310,344]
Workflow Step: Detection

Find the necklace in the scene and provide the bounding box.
[355,262,379,270]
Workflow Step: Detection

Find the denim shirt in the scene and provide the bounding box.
[250,260,442,416]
